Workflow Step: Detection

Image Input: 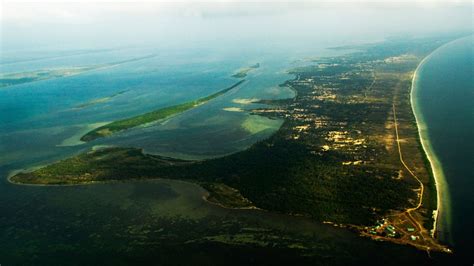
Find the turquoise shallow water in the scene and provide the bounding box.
[0,47,294,166]
[413,36,473,258]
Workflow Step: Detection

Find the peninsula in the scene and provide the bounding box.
[11,37,453,254]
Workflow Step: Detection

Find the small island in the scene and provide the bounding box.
[74,90,129,109]
[231,63,260,78]
[80,79,245,142]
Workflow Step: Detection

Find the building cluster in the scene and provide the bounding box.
[365,218,420,241]
[254,60,385,164]
[367,219,399,238]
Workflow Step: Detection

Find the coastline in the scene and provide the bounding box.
[7,167,263,212]
[410,45,453,242]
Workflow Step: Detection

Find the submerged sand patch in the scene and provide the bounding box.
[223,107,244,112]
[241,115,282,134]
[58,122,109,147]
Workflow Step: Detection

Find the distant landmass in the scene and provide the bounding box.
[0,54,157,89]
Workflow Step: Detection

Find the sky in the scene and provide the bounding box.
[1,0,472,51]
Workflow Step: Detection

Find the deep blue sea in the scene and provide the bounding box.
[413,35,473,259]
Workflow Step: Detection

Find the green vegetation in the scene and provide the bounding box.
[80,79,245,142]
[232,63,260,78]
[10,147,188,185]
[200,182,255,208]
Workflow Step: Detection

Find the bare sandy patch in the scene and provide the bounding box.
[232,98,260,105]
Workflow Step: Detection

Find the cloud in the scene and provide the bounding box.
[2,0,471,25]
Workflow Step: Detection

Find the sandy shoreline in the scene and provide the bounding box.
[410,43,454,241]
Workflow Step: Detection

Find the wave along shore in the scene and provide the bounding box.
[410,41,455,243]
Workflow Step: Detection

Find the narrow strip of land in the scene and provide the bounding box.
[393,104,424,211]
[80,79,245,142]
[392,103,427,242]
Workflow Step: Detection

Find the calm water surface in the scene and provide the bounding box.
[414,35,473,259]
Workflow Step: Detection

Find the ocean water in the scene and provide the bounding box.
[413,35,473,259]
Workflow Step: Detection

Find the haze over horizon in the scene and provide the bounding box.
[1,0,472,51]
